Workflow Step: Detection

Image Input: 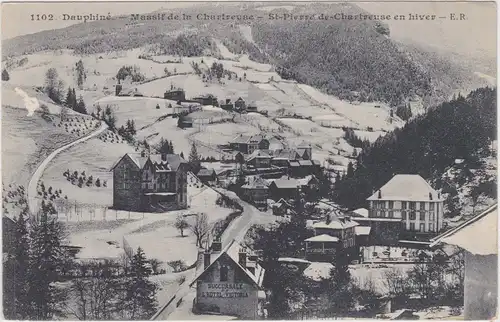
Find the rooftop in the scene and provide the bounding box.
[430,204,497,255]
[111,153,187,172]
[305,234,339,242]
[367,174,442,202]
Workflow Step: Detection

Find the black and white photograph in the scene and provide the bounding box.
[1,1,497,320]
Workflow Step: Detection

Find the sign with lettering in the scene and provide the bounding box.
[200,283,249,298]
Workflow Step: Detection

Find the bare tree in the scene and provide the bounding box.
[174,215,189,237]
[189,213,210,248]
[383,268,411,300]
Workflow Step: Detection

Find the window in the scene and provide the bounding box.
[409,202,416,210]
[429,203,435,211]
[388,201,394,209]
[402,201,407,209]
[410,222,416,231]
[380,210,386,218]
[419,212,425,221]
[410,212,416,220]
[419,223,425,232]
[420,202,426,210]
[402,211,407,220]
[436,203,439,213]
[220,266,228,282]
[389,211,394,218]
[429,223,434,232]
[429,212,435,221]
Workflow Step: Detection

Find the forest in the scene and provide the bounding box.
[332,87,497,211]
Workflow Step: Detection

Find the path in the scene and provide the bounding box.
[27,121,108,214]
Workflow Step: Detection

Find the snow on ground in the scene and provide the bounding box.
[354,130,385,143]
[303,262,334,281]
[238,25,255,45]
[214,39,239,60]
[297,84,403,131]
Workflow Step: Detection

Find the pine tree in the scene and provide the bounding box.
[28,208,70,319]
[3,209,31,319]
[71,88,77,110]
[188,142,201,172]
[2,68,10,81]
[76,96,87,114]
[122,248,157,319]
[75,60,86,88]
[180,152,185,159]
[65,87,74,109]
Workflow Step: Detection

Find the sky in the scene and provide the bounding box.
[1,1,497,62]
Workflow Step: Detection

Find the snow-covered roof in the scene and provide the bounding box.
[144,192,176,196]
[270,177,300,189]
[297,175,317,186]
[278,257,312,264]
[241,176,269,189]
[355,226,371,236]
[189,239,265,288]
[110,153,187,172]
[312,217,359,230]
[305,234,339,242]
[303,262,333,281]
[367,174,442,201]
[246,149,271,161]
[430,204,497,255]
[352,208,369,217]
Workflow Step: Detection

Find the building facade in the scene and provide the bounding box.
[367,174,444,234]
[191,240,266,319]
[111,153,188,212]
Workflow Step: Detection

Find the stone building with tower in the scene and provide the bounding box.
[110,152,188,212]
[190,239,266,319]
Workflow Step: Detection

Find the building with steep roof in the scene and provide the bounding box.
[190,239,266,319]
[229,134,269,154]
[430,204,497,320]
[110,152,188,212]
[241,177,269,210]
[245,149,272,168]
[367,174,444,234]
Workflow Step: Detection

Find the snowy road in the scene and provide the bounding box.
[27,121,108,214]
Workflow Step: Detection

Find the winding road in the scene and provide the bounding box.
[27,121,108,215]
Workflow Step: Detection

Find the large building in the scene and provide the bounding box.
[190,239,266,319]
[229,134,270,155]
[110,152,188,212]
[367,174,444,234]
[430,204,497,320]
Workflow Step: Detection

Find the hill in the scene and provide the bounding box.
[2,2,488,108]
[332,86,497,216]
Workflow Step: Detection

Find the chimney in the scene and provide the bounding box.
[212,238,222,252]
[203,249,211,270]
[325,214,331,224]
[378,190,382,199]
[429,192,433,200]
[238,247,247,268]
[161,153,167,161]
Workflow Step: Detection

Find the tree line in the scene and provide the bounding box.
[3,187,158,320]
[333,87,497,211]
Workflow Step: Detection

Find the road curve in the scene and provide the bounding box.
[27,121,108,214]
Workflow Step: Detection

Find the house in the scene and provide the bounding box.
[306,214,359,262]
[190,239,266,319]
[247,101,257,112]
[193,94,219,106]
[234,97,246,111]
[296,141,312,160]
[297,175,320,197]
[367,174,444,234]
[430,204,497,320]
[229,134,269,155]
[220,99,234,111]
[291,160,321,177]
[270,149,300,168]
[245,150,272,168]
[197,168,217,184]
[268,177,300,201]
[241,177,269,210]
[164,89,186,102]
[110,152,188,212]
[272,198,295,217]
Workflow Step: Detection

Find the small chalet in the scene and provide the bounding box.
[306,213,360,262]
[241,177,268,210]
[220,99,234,111]
[190,239,266,319]
[197,168,217,184]
[110,152,188,212]
[234,97,246,111]
[296,141,312,160]
[272,198,296,217]
[193,94,218,106]
[230,134,270,155]
[268,177,300,201]
[246,150,272,168]
[164,89,186,102]
[430,204,497,320]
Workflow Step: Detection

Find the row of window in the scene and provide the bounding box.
[408,222,435,232]
[374,210,436,221]
[374,201,437,211]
